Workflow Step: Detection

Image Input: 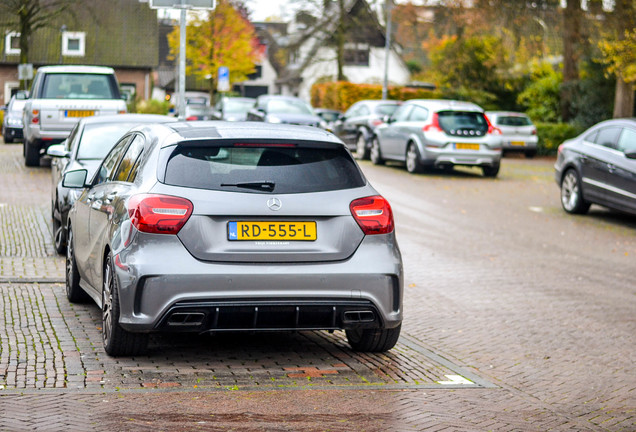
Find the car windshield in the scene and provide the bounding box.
[374,104,399,116]
[266,99,314,115]
[438,111,488,133]
[163,143,365,194]
[41,73,117,99]
[225,99,255,113]
[495,115,533,126]
[76,123,138,160]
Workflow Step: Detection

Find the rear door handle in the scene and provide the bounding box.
[607,163,616,173]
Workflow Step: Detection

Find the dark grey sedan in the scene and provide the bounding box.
[246,95,326,128]
[554,118,636,216]
[46,114,176,254]
[63,122,403,356]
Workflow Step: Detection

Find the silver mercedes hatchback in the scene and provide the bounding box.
[63,121,403,356]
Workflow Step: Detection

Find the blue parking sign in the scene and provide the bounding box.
[217,66,230,92]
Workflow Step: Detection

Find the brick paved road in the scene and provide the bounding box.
[0,140,634,431]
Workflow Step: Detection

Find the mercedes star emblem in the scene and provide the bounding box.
[267,197,282,211]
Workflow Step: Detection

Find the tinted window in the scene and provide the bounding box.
[41,73,117,99]
[163,143,365,194]
[76,123,144,160]
[113,135,145,182]
[617,128,636,153]
[95,136,131,184]
[65,124,80,152]
[374,104,399,116]
[594,127,621,150]
[438,111,488,133]
[393,105,413,122]
[408,106,428,121]
[495,115,532,126]
[584,130,598,143]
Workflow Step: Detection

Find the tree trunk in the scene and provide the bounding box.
[611,0,635,118]
[560,0,582,122]
[613,77,635,118]
[335,0,346,81]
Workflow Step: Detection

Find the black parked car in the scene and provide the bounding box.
[246,95,325,128]
[332,100,401,160]
[555,118,636,216]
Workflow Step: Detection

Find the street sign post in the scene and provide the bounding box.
[18,64,34,81]
[217,66,230,92]
[145,0,215,119]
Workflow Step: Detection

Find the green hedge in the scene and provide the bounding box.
[535,122,584,156]
[311,81,442,112]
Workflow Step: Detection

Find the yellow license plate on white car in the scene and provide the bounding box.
[455,143,480,150]
[510,141,525,146]
[228,221,317,241]
[65,110,95,118]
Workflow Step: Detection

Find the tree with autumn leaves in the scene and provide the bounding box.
[167,0,263,97]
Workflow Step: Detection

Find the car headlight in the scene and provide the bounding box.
[319,120,328,129]
[267,115,282,124]
[7,118,23,127]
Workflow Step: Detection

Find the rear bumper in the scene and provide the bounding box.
[424,148,501,167]
[113,234,403,333]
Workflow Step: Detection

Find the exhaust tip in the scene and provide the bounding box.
[167,312,205,326]
[343,310,376,324]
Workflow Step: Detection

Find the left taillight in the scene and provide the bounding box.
[127,194,193,235]
[350,196,394,235]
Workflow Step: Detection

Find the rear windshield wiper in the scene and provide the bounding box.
[220,181,276,192]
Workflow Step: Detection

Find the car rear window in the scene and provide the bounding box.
[41,73,118,99]
[163,143,365,194]
[495,115,532,126]
[374,104,399,116]
[438,111,488,134]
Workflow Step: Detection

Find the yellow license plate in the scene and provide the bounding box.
[228,221,317,241]
[510,141,525,146]
[65,110,95,118]
[455,143,480,150]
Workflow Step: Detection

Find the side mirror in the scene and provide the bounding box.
[383,115,393,124]
[62,169,88,188]
[46,143,70,158]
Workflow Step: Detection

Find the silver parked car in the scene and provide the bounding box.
[46,114,176,254]
[554,118,636,216]
[486,111,538,158]
[373,99,503,177]
[63,122,403,356]
[2,93,27,143]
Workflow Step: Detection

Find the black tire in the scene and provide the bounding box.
[560,168,591,214]
[3,133,14,144]
[405,142,423,174]
[66,227,90,303]
[346,324,401,352]
[24,140,40,167]
[355,133,370,160]
[102,254,148,357]
[370,137,385,165]
[525,150,536,158]
[482,164,500,178]
[52,203,66,255]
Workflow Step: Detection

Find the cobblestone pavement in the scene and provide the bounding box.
[0,141,634,431]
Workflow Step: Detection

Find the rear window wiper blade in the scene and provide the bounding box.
[220,181,276,192]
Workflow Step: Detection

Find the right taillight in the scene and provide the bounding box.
[350,196,394,235]
[423,112,442,133]
[128,194,193,235]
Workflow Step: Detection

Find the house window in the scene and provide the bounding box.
[62,31,85,57]
[247,65,263,81]
[5,32,20,56]
[344,43,369,66]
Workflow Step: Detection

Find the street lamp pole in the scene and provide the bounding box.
[178,0,187,120]
[382,0,393,100]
